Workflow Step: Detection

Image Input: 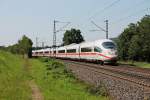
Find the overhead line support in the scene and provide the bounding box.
[105,20,108,39]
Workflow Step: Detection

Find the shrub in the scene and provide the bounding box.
[86,82,108,96]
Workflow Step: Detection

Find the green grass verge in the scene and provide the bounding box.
[118,61,150,68]
[0,51,31,100]
[29,58,108,100]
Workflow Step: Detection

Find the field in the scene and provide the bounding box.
[0,51,108,100]
[0,51,31,100]
[29,58,108,100]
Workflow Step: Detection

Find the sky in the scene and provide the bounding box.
[0,0,150,46]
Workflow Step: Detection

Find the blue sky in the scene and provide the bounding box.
[0,0,149,46]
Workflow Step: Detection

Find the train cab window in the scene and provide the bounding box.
[58,50,65,53]
[94,47,102,53]
[102,42,116,49]
[81,47,92,52]
[67,49,76,53]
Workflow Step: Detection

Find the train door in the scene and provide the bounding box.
[78,46,80,60]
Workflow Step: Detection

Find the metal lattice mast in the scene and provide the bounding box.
[90,20,109,39]
[105,20,108,39]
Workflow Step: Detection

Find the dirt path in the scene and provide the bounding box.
[24,57,44,100]
[29,80,44,100]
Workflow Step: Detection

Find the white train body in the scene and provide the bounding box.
[32,39,118,63]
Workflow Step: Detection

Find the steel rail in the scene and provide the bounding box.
[62,60,150,88]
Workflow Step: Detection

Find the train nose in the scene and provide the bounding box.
[108,50,117,56]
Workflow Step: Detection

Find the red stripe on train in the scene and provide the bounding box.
[33,52,112,59]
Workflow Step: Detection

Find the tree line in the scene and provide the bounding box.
[0,35,33,58]
[0,28,84,58]
[116,15,150,62]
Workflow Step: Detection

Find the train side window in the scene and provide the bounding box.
[54,51,56,54]
[40,52,43,54]
[58,50,65,53]
[67,49,76,53]
[44,51,49,54]
[94,47,102,53]
[81,47,92,52]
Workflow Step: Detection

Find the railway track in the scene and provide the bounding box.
[61,60,150,88]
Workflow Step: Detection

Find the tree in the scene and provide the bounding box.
[63,28,84,45]
[138,15,150,61]
[4,35,33,58]
[117,15,150,62]
[18,35,33,57]
[117,23,137,60]
[128,35,141,61]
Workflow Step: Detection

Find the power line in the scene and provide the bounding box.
[77,0,148,37]
[111,0,149,24]
[68,0,121,38]
[56,22,70,32]
[111,8,150,25]
[90,20,109,39]
[91,21,106,32]
[89,0,121,20]
[120,0,148,14]
[74,0,121,37]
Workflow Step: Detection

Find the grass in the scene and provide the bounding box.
[118,60,150,68]
[29,58,108,100]
[0,51,108,100]
[0,51,31,100]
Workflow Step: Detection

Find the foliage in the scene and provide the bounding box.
[3,35,33,57]
[86,82,108,96]
[45,59,75,79]
[0,46,6,51]
[18,35,33,55]
[63,28,84,45]
[117,15,150,62]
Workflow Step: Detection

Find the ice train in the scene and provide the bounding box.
[32,39,118,64]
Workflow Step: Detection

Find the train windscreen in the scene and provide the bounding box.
[102,42,116,49]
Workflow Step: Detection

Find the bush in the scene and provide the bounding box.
[45,59,75,79]
[63,68,75,79]
[86,82,108,96]
[39,57,49,62]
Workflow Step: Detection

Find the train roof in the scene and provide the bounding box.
[57,39,113,49]
[80,39,113,45]
[64,39,113,46]
[32,48,51,52]
[42,48,51,51]
[32,39,114,52]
